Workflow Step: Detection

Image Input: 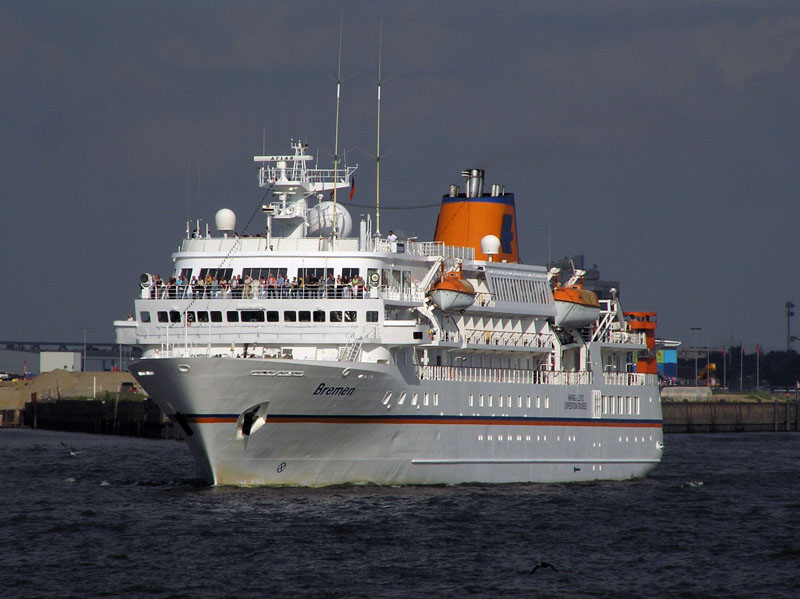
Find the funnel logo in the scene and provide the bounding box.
[500,214,515,254]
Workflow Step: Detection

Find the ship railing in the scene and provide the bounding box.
[406,241,475,261]
[257,165,356,187]
[603,372,658,386]
[462,329,553,349]
[594,329,646,345]
[417,365,592,386]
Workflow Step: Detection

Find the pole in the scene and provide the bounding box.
[740,341,743,392]
[691,327,701,385]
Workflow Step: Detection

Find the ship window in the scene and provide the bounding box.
[179,268,193,280]
[240,310,265,322]
[186,311,195,323]
[341,268,360,279]
[330,311,342,322]
[434,392,438,406]
[366,311,379,322]
[469,394,474,407]
[545,396,550,409]
[297,267,333,283]
[199,267,233,282]
[479,395,484,407]
[227,311,239,322]
[313,310,326,322]
[518,395,522,408]
[488,395,493,407]
[413,331,423,339]
[527,395,531,408]
[283,311,296,322]
[298,311,311,322]
[344,311,357,322]
[169,310,181,323]
[618,396,624,414]
[399,392,407,405]
[536,396,541,409]
[627,396,633,415]
[210,311,223,323]
[266,311,279,322]
[424,393,429,406]
[157,311,168,323]
[139,311,151,323]
[635,397,640,415]
[242,267,286,281]
[197,311,209,323]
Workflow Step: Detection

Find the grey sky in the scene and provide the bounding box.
[2,1,799,351]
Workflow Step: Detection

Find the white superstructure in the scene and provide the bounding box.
[116,141,663,486]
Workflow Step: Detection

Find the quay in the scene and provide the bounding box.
[2,372,798,438]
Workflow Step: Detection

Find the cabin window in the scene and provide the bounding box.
[197,311,209,323]
[242,267,286,281]
[366,311,379,322]
[330,311,342,323]
[179,268,193,280]
[240,310,265,323]
[169,310,181,323]
[139,311,151,323]
[341,267,360,280]
[157,311,168,323]
[298,311,311,322]
[227,311,239,322]
[210,311,223,323]
[313,310,326,322]
[266,311,279,322]
[344,311,357,322]
[283,311,296,322]
[198,267,233,282]
[186,311,195,323]
[297,267,333,283]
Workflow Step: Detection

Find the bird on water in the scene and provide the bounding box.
[530,562,558,574]
[60,442,83,456]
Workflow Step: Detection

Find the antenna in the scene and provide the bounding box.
[186,155,192,235]
[332,16,343,241]
[376,16,383,237]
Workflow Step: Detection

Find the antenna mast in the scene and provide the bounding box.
[376,18,383,237]
[332,18,343,241]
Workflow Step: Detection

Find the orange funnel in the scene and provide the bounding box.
[433,169,519,262]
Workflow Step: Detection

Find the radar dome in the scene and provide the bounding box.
[306,202,353,238]
[480,234,501,256]
[215,208,236,233]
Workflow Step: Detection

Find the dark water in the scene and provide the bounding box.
[1,430,798,598]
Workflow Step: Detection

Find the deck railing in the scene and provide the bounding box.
[417,365,592,386]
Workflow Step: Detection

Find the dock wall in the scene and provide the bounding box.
[21,398,183,440]
[661,401,799,433]
[7,399,800,437]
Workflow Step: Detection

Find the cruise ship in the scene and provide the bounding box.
[116,140,663,486]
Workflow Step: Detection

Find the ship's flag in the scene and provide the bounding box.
[756,343,761,355]
[722,343,726,356]
[349,177,355,201]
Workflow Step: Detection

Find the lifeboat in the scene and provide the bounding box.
[429,267,476,311]
[553,285,600,327]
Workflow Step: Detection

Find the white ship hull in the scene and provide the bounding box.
[131,357,663,486]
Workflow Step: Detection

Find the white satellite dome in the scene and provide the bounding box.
[480,234,501,257]
[306,201,353,238]
[215,208,236,233]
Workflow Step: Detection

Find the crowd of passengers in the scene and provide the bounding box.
[146,272,367,300]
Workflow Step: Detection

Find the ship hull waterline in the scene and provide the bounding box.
[131,357,663,487]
